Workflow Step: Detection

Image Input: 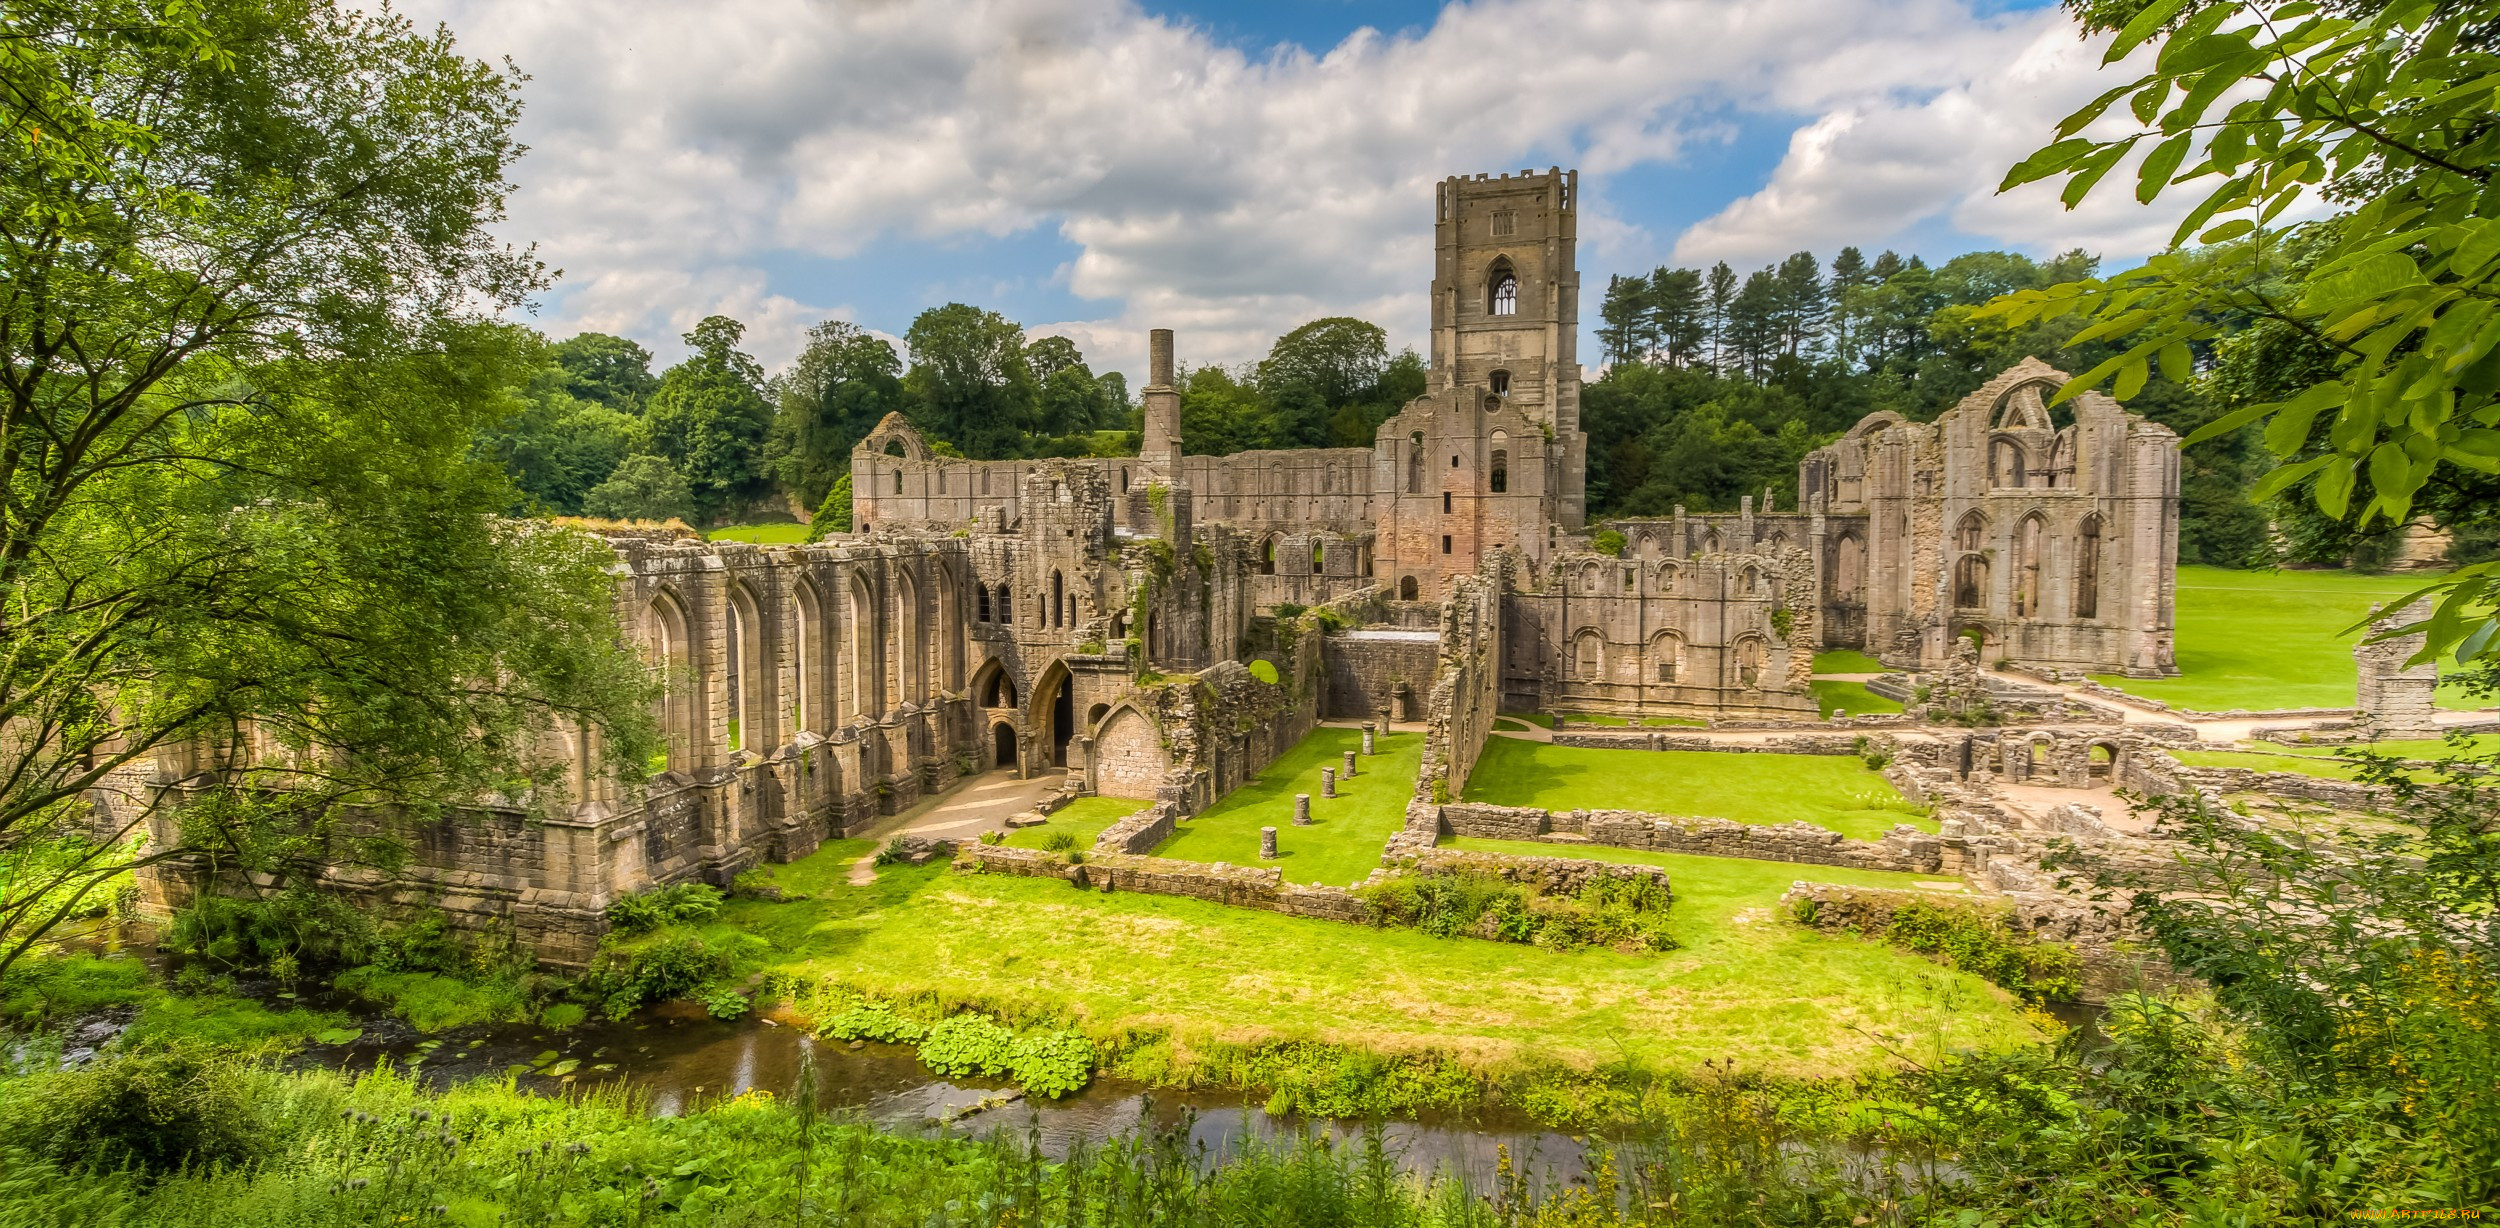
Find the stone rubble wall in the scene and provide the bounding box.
[1092,801,1183,856]
[1433,802,1957,874]
[1547,731,1875,755]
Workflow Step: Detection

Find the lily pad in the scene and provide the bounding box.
[546,1059,580,1077]
[529,1049,560,1068]
[313,1027,363,1045]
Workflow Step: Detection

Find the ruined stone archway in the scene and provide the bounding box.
[1092,704,1164,799]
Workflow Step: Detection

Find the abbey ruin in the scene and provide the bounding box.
[128,169,2187,962]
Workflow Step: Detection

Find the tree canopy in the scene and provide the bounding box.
[0,0,655,973]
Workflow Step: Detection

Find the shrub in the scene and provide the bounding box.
[702,987,751,1020]
[1885,902,2081,1004]
[604,882,723,935]
[0,1042,267,1176]
[168,889,375,971]
[1593,529,1626,557]
[581,930,739,1018]
[1358,871,1676,952]
[1039,829,1079,853]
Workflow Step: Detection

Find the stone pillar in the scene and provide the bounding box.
[1320,767,1337,798]
[1293,793,1312,825]
[1260,826,1278,859]
[1362,723,1376,755]
[1342,750,1359,778]
[1739,495,1755,546]
[2356,600,2440,737]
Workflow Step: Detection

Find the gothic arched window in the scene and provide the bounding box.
[1489,449,1508,493]
[2076,515,2103,620]
[1489,261,1518,316]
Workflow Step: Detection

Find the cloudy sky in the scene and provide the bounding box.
[398,0,2189,383]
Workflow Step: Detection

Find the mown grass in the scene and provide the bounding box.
[706,522,812,544]
[1812,650,1888,674]
[1439,837,1969,932]
[1003,796,1146,851]
[2253,734,2500,759]
[2172,748,2435,783]
[1460,737,1932,840]
[1152,727,1422,886]
[2089,565,2491,712]
[1811,678,1902,717]
[1551,712,1708,728]
[718,844,2037,1083]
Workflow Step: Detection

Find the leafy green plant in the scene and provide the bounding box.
[1039,830,1080,854]
[604,883,723,934]
[1592,529,1625,557]
[1884,902,2081,1005]
[702,987,751,1020]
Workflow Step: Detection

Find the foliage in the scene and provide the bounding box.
[581,926,754,1020]
[1039,829,1080,854]
[1359,870,1678,952]
[767,319,903,507]
[0,0,660,980]
[644,316,777,521]
[1990,0,2500,668]
[168,890,377,971]
[479,343,644,514]
[603,883,725,935]
[1591,529,1626,557]
[548,332,660,413]
[810,470,854,539]
[1881,901,2083,1004]
[0,1041,267,1176]
[580,453,697,522]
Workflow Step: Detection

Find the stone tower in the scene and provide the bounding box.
[1430,168,1586,526]
[1139,327,1182,472]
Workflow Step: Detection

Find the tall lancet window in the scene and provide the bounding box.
[1490,268,1518,316]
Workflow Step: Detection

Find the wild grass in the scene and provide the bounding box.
[2089,565,2491,711]
[706,522,812,544]
[1152,727,1422,886]
[1002,796,1146,851]
[1460,738,1934,840]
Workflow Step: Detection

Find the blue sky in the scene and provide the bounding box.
[421,0,2181,381]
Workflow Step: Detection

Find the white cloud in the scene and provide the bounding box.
[402,0,2176,377]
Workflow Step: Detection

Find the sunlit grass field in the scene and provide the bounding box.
[1460,737,1930,840]
[719,839,2037,1081]
[706,522,812,544]
[2090,565,2489,712]
[1152,727,1422,886]
[1002,796,1147,851]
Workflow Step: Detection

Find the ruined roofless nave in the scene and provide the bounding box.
[130,168,2183,962]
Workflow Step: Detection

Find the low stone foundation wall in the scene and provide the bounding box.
[956,843,1377,922]
[1434,802,1958,875]
[1779,880,2187,1002]
[1548,732,1873,755]
[1407,847,1671,898]
[1092,801,1181,855]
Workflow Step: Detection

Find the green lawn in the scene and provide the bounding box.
[2089,565,2491,712]
[1812,650,1888,674]
[1003,796,1147,851]
[1499,711,1556,728]
[1460,737,1931,840]
[717,843,2040,1083]
[2253,734,2500,759]
[2170,748,2432,783]
[1552,712,1708,728]
[1811,678,1903,718]
[1152,727,1423,886]
[707,522,812,544]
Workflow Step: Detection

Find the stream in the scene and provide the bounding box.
[52,923,1596,1183]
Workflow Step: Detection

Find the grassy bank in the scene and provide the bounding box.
[720,840,2036,1092]
[1460,738,1931,840]
[705,522,811,544]
[2089,565,2490,711]
[1152,727,1422,885]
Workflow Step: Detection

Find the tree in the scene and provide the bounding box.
[808,471,853,540]
[1828,247,1873,365]
[1597,274,1651,366]
[481,339,641,514]
[768,320,901,508]
[581,454,697,523]
[1027,335,1114,438]
[1258,317,1390,448]
[645,316,775,522]
[1705,262,1738,372]
[1176,365,1265,456]
[1989,0,2500,668]
[1650,267,1709,367]
[1773,251,1827,360]
[903,303,1036,458]
[548,332,659,413]
[0,0,655,976]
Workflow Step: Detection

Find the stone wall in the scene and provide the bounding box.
[1434,802,1960,874]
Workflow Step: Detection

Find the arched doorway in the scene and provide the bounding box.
[2088,742,2118,782]
[1031,661,1076,769]
[992,722,1018,768]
